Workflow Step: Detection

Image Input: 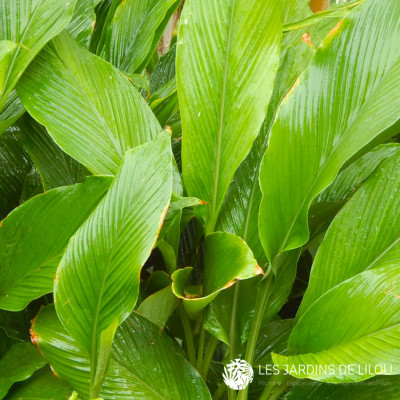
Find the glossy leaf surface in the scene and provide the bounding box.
[54,134,172,356]
[0,176,111,311]
[259,0,400,261]
[177,0,282,233]
[273,266,400,382]
[33,306,211,399]
[18,32,161,175]
[0,0,75,110]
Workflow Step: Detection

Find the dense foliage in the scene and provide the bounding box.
[1,0,400,399]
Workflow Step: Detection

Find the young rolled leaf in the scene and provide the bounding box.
[259,0,400,261]
[177,0,282,233]
[0,343,46,398]
[0,0,76,111]
[299,151,400,317]
[273,265,400,383]
[0,176,111,311]
[172,232,262,316]
[54,133,172,363]
[32,306,211,399]
[17,32,161,175]
[98,0,180,74]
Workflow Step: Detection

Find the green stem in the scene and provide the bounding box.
[229,282,240,361]
[237,273,273,400]
[259,374,291,400]
[213,383,227,400]
[201,336,218,380]
[180,304,197,366]
[197,322,206,371]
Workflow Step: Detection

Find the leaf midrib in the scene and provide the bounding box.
[211,0,237,226]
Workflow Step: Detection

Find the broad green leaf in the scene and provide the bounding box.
[150,43,176,94]
[309,143,400,232]
[54,133,172,358]
[0,343,46,398]
[99,0,180,74]
[5,367,73,400]
[137,286,178,329]
[67,0,96,47]
[299,151,400,317]
[0,0,76,111]
[19,167,43,204]
[259,0,400,261]
[0,129,32,219]
[172,232,261,316]
[177,0,282,233]
[33,306,211,399]
[283,375,400,400]
[273,265,400,383]
[0,176,112,311]
[0,91,24,135]
[17,32,161,175]
[17,116,89,190]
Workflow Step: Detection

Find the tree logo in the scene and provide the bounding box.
[223,359,254,390]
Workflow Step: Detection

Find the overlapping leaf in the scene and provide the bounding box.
[273,265,400,382]
[32,306,211,399]
[54,134,172,360]
[0,0,76,111]
[0,176,111,311]
[259,0,400,261]
[177,0,282,233]
[99,0,180,74]
[0,91,24,135]
[18,32,161,175]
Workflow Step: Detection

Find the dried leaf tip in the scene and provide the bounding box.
[327,20,344,38]
[301,32,314,48]
[255,265,264,276]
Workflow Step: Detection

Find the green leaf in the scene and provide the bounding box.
[98,0,180,74]
[299,151,400,317]
[259,0,400,261]
[283,1,363,32]
[0,343,46,399]
[137,286,178,329]
[283,375,400,400]
[33,306,211,399]
[0,176,112,311]
[17,116,89,190]
[0,90,24,135]
[177,0,282,233]
[67,0,96,47]
[5,367,73,400]
[54,134,172,375]
[0,129,32,220]
[172,232,261,316]
[17,31,161,175]
[0,0,76,111]
[273,265,400,383]
[254,319,293,366]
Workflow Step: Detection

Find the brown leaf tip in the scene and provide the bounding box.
[327,20,344,38]
[301,32,314,48]
[255,265,264,276]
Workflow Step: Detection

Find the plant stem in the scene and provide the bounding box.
[180,304,197,366]
[201,336,218,380]
[259,374,291,400]
[213,383,227,400]
[229,282,240,361]
[197,322,206,371]
[237,273,273,400]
